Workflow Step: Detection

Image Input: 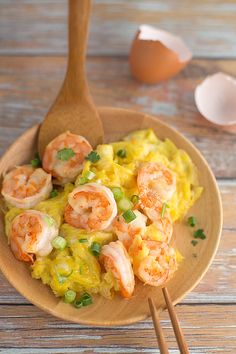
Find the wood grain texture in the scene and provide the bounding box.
[0,2,236,348]
[1,304,236,352]
[0,0,236,57]
[0,56,236,178]
[38,0,104,154]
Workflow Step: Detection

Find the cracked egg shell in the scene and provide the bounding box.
[195,72,236,126]
[129,25,192,84]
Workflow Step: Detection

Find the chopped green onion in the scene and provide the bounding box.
[191,240,198,246]
[31,152,41,168]
[188,216,197,227]
[118,198,133,211]
[57,148,75,161]
[57,273,68,284]
[85,151,100,163]
[80,292,93,306]
[161,203,169,218]
[79,265,84,274]
[131,195,139,205]
[79,238,88,243]
[73,292,93,309]
[73,299,84,309]
[84,170,95,180]
[192,253,197,258]
[52,236,67,250]
[193,229,206,240]
[50,189,58,198]
[64,290,76,303]
[78,171,95,185]
[44,215,55,227]
[78,176,88,185]
[111,187,124,201]
[122,209,137,223]
[90,242,101,256]
[117,149,127,158]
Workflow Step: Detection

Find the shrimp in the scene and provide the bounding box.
[1,165,52,209]
[113,210,147,249]
[9,210,58,262]
[42,131,92,184]
[130,238,177,287]
[100,240,135,298]
[64,183,117,231]
[140,195,173,244]
[137,162,176,202]
[145,219,173,244]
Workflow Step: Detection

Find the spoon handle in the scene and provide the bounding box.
[66,0,91,98]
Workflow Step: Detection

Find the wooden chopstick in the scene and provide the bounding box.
[148,297,169,354]
[162,287,189,354]
[148,287,189,354]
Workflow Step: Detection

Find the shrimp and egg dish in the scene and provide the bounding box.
[1,129,202,307]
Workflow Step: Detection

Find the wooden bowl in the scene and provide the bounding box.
[0,107,222,326]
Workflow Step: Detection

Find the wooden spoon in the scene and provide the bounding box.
[38,0,104,156]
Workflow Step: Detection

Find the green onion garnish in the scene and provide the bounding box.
[161,203,169,218]
[117,149,127,158]
[80,292,93,306]
[64,290,76,303]
[79,176,88,185]
[131,195,139,205]
[111,187,124,201]
[52,236,67,250]
[188,216,197,227]
[193,229,206,240]
[192,253,197,258]
[191,240,198,246]
[57,148,76,161]
[57,273,68,284]
[50,189,58,198]
[31,152,41,168]
[73,299,84,309]
[79,238,88,243]
[122,209,136,223]
[90,242,101,256]
[78,171,95,185]
[44,215,55,227]
[73,292,93,309]
[79,265,84,275]
[84,170,95,180]
[85,151,100,163]
[118,197,133,211]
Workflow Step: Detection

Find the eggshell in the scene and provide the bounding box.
[129,25,192,84]
[195,72,236,126]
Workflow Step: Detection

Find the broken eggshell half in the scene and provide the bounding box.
[129,25,192,84]
[195,72,236,126]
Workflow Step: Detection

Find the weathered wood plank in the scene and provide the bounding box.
[0,304,235,352]
[0,350,233,354]
[0,56,236,178]
[1,0,236,57]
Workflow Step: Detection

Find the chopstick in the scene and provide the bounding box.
[148,298,169,354]
[148,287,189,354]
[162,287,189,354]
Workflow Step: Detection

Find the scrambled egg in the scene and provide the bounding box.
[76,128,203,221]
[5,129,202,299]
[31,224,117,298]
